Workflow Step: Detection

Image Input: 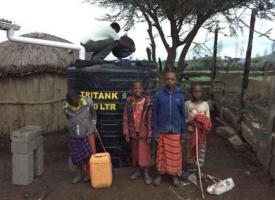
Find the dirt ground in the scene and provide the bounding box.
[1,132,275,200]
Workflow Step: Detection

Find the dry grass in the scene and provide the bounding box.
[0,32,77,77]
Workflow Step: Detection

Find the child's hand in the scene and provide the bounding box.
[125,135,130,143]
[146,138,152,144]
[188,120,198,127]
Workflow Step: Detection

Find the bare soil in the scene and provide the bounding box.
[1,132,275,200]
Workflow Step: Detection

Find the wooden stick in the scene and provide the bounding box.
[37,186,47,200]
[196,127,205,199]
[210,24,219,99]
[239,8,258,141]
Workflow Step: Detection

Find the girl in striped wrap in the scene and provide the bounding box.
[185,85,211,172]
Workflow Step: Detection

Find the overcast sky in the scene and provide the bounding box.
[0,0,274,60]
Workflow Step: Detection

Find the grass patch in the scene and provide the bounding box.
[190,76,210,81]
[249,76,272,82]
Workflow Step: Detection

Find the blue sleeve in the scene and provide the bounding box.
[152,93,159,138]
[181,95,187,139]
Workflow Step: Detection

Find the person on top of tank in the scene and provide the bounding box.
[81,22,135,61]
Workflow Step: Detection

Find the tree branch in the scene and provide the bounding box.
[239,18,275,42]
[143,11,156,61]
[142,4,170,50]
[179,14,207,46]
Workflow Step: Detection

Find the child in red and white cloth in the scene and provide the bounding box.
[185,85,212,170]
[123,81,153,185]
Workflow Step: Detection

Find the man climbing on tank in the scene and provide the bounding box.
[81,22,135,61]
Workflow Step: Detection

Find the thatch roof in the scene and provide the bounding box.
[0,32,78,77]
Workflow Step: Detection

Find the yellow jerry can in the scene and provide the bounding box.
[90,152,112,188]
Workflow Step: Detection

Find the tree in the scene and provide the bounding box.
[88,0,274,73]
[272,41,275,53]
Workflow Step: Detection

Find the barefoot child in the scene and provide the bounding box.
[123,81,153,185]
[152,71,186,187]
[185,85,212,170]
[64,91,97,184]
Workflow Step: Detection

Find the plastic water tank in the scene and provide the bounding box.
[67,59,158,167]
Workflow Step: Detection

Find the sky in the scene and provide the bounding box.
[0,0,274,60]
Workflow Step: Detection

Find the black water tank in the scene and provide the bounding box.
[67,59,158,167]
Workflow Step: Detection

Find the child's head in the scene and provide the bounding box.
[66,91,80,107]
[132,81,144,98]
[190,84,203,101]
[164,71,177,89]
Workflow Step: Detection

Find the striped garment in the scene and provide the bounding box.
[156,134,182,175]
[185,114,211,167]
[185,126,206,167]
[69,136,92,166]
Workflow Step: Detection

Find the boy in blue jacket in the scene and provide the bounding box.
[153,71,186,187]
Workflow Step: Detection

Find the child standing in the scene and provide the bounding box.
[123,81,153,185]
[152,71,186,187]
[185,85,211,170]
[64,91,97,184]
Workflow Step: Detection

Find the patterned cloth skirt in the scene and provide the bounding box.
[156,134,182,175]
[185,125,206,167]
[69,136,92,166]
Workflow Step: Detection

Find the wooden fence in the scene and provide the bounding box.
[184,70,275,79]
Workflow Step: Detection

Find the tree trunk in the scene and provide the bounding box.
[177,40,193,72]
[239,8,258,141]
[147,28,156,62]
[177,17,206,73]
[146,47,152,61]
[151,42,156,62]
[143,11,156,62]
[165,47,177,71]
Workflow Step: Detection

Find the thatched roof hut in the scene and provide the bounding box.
[0,32,77,136]
[0,32,76,77]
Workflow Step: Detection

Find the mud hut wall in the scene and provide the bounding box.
[0,73,68,137]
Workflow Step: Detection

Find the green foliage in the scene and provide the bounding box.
[89,0,255,31]
[88,0,275,72]
[186,53,275,71]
